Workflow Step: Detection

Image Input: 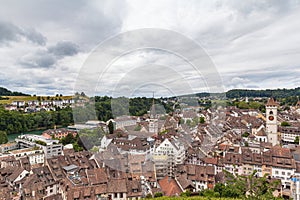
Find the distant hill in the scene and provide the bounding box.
[0,87,30,96]
[178,87,300,99]
[226,87,300,98]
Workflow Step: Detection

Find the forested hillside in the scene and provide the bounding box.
[73,96,175,123]
[0,87,29,96]
[0,106,73,134]
[226,87,300,98]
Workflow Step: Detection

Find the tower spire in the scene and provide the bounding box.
[149,92,158,133]
[150,92,156,119]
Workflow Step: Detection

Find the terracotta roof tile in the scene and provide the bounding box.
[158,176,182,196]
[266,98,279,106]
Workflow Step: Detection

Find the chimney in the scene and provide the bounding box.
[32,190,35,197]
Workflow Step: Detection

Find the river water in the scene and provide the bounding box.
[8,129,45,142]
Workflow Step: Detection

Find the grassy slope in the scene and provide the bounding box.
[155,197,240,200]
[0,96,73,104]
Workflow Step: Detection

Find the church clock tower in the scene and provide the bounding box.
[266,98,279,146]
[149,94,158,134]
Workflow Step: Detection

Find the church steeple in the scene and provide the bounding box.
[150,92,156,119]
[149,92,158,133]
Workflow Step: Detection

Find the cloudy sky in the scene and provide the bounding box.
[1,0,300,97]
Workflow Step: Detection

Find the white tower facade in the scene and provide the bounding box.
[266,98,278,146]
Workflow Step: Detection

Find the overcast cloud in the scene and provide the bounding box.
[0,0,300,96]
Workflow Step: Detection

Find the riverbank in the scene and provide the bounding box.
[7,129,45,141]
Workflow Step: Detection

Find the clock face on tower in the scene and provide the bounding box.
[269,116,274,121]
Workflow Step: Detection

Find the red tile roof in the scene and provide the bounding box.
[158,176,182,196]
[266,98,279,106]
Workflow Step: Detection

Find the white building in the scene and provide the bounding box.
[15,134,63,159]
[270,146,296,189]
[254,127,268,143]
[154,138,186,165]
[281,126,300,144]
[52,100,63,107]
[113,116,137,129]
[12,101,25,107]
[63,99,75,104]
[266,98,279,146]
[0,142,18,153]
[27,100,39,106]
[153,138,186,179]
[272,166,295,188]
[10,147,44,165]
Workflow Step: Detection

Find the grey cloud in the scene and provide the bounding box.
[22,28,47,46]
[18,41,80,69]
[0,21,20,43]
[0,1,125,49]
[48,41,79,57]
[19,50,56,68]
[226,0,294,16]
[245,85,260,89]
[35,54,56,68]
[223,65,300,89]
[0,21,46,45]
[1,68,75,95]
[1,1,300,95]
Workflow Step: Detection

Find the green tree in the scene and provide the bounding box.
[90,146,99,153]
[179,118,184,125]
[108,121,114,134]
[295,136,299,144]
[180,190,191,197]
[154,192,163,198]
[73,142,83,152]
[0,131,8,144]
[214,183,225,197]
[61,133,75,145]
[238,101,250,109]
[223,169,282,199]
[281,121,290,126]
[200,116,205,124]
[186,119,192,126]
[242,132,250,138]
[134,124,141,131]
[249,101,262,109]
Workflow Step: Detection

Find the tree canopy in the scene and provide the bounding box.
[0,106,74,135]
[226,87,300,99]
[0,131,8,144]
[0,87,29,96]
[200,170,282,199]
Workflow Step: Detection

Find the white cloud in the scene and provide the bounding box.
[0,0,300,96]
